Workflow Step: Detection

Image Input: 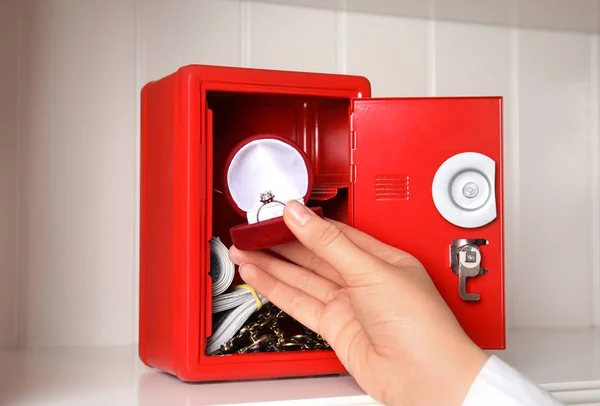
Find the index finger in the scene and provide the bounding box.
[282,201,388,287]
[272,218,420,279]
[327,219,422,269]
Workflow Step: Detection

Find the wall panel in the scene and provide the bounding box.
[138,0,241,83]
[17,0,137,346]
[0,0,20,348]
[517,29,594,327]
[2,0,598,348]
[346,13,428,97]
[248,2,338,72]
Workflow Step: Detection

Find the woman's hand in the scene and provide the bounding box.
[229,200,488,406]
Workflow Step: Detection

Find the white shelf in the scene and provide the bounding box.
[489,327,600,384]
[1,328,599,406]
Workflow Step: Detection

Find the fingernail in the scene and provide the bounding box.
[229,246,242,264]
[285,200,311,226]
[238,263,251,280]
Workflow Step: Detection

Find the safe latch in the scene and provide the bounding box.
[450,239,488,301]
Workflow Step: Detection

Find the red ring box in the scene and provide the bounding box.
[224,135,324,250]
[140,65,505,382]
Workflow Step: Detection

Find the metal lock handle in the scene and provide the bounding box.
[450,239,488,301]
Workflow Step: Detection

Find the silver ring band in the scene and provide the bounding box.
[256,190,285,223]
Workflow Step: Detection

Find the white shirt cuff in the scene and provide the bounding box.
[463,355,565,405]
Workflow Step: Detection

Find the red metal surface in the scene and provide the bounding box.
[351,97,505,349]
[140,65,370,381]
[139,64,504,383]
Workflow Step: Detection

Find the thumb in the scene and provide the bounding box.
[283,201,385,287]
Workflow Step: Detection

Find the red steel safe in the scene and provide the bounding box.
[139,64,505,382]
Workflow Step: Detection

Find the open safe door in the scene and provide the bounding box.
[350,97,505,349]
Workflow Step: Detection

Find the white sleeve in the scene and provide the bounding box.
[463,355,565,406]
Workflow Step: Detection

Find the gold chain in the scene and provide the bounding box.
[211,303,331,355]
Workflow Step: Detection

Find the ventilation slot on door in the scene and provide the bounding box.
[374,175,410,201]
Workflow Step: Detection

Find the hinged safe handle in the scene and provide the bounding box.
[450,239,488,301]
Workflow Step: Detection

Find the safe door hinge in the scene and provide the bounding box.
[350,130,357,161]
[350,126,357,183]
[349,109,356,183]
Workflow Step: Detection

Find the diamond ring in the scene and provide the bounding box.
[256,190,285,223]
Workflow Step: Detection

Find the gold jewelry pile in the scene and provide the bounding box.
[211,303,331,355]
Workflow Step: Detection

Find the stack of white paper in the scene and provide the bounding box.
[210,237,235,296]
[207,237,269,354]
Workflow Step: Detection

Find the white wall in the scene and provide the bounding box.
[1,0,599,348]
[16,0,137,347]
[0,0,20,348]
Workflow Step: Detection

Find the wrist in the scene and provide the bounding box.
[403,335,489,406]
[437,338,489,405]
